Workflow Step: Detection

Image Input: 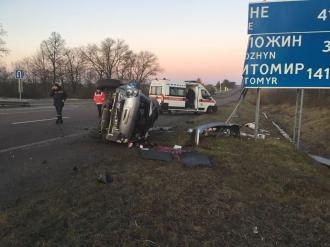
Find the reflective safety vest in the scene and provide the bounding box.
[93,92,105,105]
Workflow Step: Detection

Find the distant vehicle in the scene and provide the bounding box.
[149,79,217,114]
[97,79,159,144]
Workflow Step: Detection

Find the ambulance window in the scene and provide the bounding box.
[151,86,162,95]
[201,89,211,99]
[170,87,185,97]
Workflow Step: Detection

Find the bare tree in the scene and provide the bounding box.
[41,32,65,83]
[0,24,8,57]
[82,38,130,79]
[116,50,136,80]
[30,49,52,93]
[132,51,162,84]
[63,47,86,93]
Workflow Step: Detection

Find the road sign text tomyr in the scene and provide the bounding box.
[244,32,330,88]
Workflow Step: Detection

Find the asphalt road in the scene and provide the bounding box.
[0,89,241,207]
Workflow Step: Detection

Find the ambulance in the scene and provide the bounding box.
[149,79,217,114]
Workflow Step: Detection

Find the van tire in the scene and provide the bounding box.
[207,106,213,114]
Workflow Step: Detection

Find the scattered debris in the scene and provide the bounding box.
[180,152,211,167]
[263,112,269,120]
[257,134,266,140]
[253,226,259,234]
[73,166,78,172]
[42,160,48,164]
[240,132,255,138]
[190,122,240,146]
[309,155,330,168]
[245,122,256,130]
[149,126,174,132]
[141,149,173,162]
[141,146,211,167]
[97,171,113,184]
[128,141,134,148]
[173,145,182,150]
[244,122,270,135]
[272,121,292,141]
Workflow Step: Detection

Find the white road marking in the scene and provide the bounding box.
[12,117,71,125]
[0,103,92,115]
[0,110,55,115]
[0,132,85,154]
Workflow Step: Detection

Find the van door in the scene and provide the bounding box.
[166,86,186,109]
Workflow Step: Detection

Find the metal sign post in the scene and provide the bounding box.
[15,69,24,101]
[296,89,305,149]
[18,79,22,102]
[254,88,261,139]
[293,89,300,143]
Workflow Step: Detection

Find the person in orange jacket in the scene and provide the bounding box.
[93,89,105,117]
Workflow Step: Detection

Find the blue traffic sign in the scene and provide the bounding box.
[248,0,330,34]
[243,32,330,88]
[15,69,24,79]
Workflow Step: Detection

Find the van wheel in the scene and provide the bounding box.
[213,106,218,113]
[207,106,213,114]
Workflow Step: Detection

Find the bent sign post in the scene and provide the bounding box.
[244,0,330,147]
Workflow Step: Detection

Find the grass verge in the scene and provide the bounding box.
[1,99,330,246]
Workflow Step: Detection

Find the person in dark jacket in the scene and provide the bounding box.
[186,88,195,108]
[50,82,68,124]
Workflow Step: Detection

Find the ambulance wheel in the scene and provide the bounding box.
[207,106,213,114]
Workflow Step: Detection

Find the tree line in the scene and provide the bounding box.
[0,30,162,98]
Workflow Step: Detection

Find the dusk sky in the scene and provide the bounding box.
[0,0,251,84]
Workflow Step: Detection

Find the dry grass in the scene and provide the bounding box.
[1,99,330,246]
[262,99,330,157]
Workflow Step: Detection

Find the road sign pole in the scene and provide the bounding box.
[254,88,261,139]
[18,79,22,102]
[296,89,305,149]
[293,89,301,143]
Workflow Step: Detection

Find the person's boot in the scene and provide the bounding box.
[56,116,60,124]
[59,116,63,124]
